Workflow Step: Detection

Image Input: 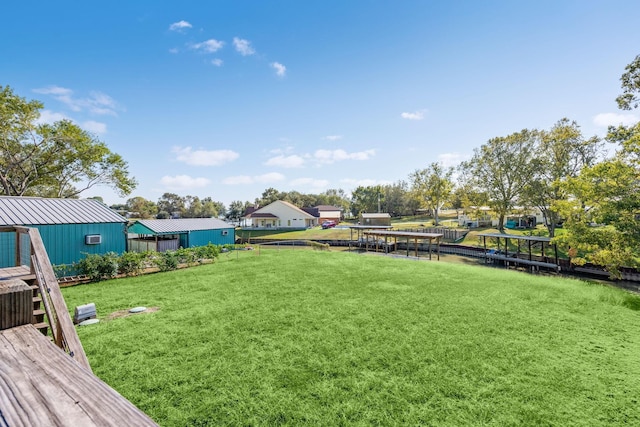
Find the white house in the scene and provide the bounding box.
[242,200,317,229]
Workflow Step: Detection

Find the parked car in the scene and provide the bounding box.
[321,220,337,229]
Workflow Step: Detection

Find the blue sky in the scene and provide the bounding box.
[2,1,639,208]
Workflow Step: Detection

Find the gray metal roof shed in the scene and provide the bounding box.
[0,196,126,226]
[129,218,232,235]
[0,196,128,268]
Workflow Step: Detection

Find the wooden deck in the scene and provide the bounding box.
[0,226,158,426]
[0,265,33,280]
[0,324,158,426]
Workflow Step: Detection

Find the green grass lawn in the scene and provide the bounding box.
[63,249,640,426]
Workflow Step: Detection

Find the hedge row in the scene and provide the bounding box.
[57,244,226,282]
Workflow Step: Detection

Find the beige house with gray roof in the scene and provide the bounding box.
[242,200,317,229]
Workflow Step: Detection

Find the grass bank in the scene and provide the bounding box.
[63,249,640,426]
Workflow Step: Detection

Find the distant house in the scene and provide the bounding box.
[242,200,317,229]
[0,196,128,269]
[128,218,235,252]
[360,212,391,226]
[305,205,342,224]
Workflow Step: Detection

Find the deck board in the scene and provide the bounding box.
[0,266,33,280]
[0,324,158,426]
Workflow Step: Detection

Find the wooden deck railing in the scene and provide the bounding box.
[1,226,91,370]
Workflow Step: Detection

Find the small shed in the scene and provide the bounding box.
[0,196,127,269]
[360,212,391,226]
[128,218,235,252]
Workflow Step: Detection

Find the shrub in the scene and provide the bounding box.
[118,251,147,276]
[175,247,197,266]
[194,243,221,262]
[153,251,179,272]
[53,263,75,278]
[76,252,119,282]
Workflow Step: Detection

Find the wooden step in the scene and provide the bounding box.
[33,296,42,311]
[33,322,49,336]
[17,274,37,283]
[30,284,40,297]
[33,309,46,324]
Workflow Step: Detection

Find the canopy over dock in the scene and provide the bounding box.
[477,232,560,271]
[362,229,444,260]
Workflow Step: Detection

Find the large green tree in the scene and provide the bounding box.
[226,200,249,222]
[255,187,282,207]
[350,185,384,217]
[381,181,414,217]
[409,163,454,225]
[0,85,136,197]
[553,132,640,276]
[553,56,640,276]
[126,196,157,219]
[462,129,539,232]
[616,54,640,110]
[523,119,602,237]
[157,193,185,218]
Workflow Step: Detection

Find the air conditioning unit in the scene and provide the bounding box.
[85,235,102,245]
[221,230,229,236]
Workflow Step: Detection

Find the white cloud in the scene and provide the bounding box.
[223,172,285,185]
[169,48,179,54]
[323,135,343,141]
[160,175,210,190]
[33,86,120,115]
[255,172,285,183]
[314,149,376,164]
[35,110,68,125]
[223,175,254,185]
[438,152,467,168]
[173,146,239,166]
[82,120,107,134]
[211,58,223,67]
[87,91,118,115]
[190,39,224,53]
[289,178,330,189]
[169,20,193,31]
[271,62,286,77]
[264,154,305,168]
[401,110,427,120]
[233,37,255,56]
[593,112,639,127]
[33,86,72,97]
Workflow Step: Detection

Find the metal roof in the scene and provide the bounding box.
[476,232,552,243]
[0,196,127,226]
[315,205,341,211]
[131,218,233,234]
[251,200,316,219]
[247,213,278,218]
[361,213,391,218]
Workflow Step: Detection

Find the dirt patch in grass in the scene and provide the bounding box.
[106,306,160,321]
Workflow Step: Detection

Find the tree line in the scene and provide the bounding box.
[2,55,639,275]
